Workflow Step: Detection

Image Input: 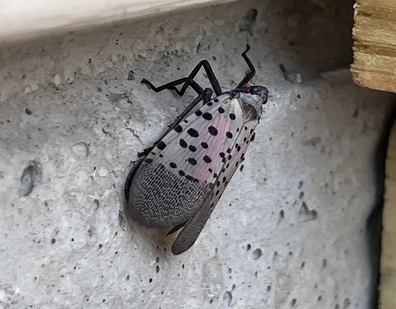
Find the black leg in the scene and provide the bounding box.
[235,44,256,89]
[142,58,222,97]
[141,77,204,97]
[162,88,213,136]
[178,60,222,96]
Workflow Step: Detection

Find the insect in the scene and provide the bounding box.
[124,45,269,255]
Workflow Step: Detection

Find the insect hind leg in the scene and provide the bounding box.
[235,44,256,89]
[142,57,223,97]
[163,88,213,134]
[177,59,222,96]
[142,77,205,97]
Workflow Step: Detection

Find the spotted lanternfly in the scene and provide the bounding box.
[124,45,269,255]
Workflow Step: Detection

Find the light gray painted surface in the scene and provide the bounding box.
[0,0,394,308]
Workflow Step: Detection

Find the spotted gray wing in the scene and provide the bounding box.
[171,117,259,254]
[127,93,244,228]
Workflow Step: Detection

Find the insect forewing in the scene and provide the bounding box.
[127,93,243,228]
[171,97,261,254]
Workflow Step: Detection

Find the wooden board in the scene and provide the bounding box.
[351,0,396,93]
[382,119,396,308]
[0,0,236,45]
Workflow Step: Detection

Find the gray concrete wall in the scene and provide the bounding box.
[0,0,394,308]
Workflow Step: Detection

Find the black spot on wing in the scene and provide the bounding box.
[179,139,187,148]
[202,112,213,120]
[157,141,166,150]
[174,125,183,133]
[187,128,199,138]
[201,142,208,149]
[189,145,197,152]
[208,126,218,136]
[187,158,197,166]
[203,155,212,163]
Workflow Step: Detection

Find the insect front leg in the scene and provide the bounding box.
[141,77,205,97]
[236,44,256,89]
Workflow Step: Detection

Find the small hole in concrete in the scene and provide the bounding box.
[343,298,351,308]
[223,291,232,306]
[252,248,262,260]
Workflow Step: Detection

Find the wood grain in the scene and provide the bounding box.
[382,119,396,309]
[351,0,396,93]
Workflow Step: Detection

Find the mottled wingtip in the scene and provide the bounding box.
[171,241,193,255]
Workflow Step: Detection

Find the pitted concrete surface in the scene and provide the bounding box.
[0,0,394,308]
